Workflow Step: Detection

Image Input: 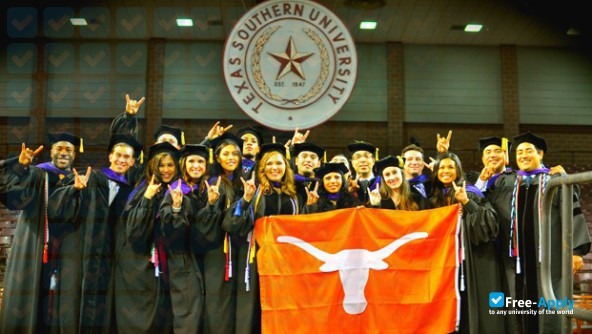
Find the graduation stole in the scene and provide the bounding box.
[509,170,549,274]
[43,173,49,264]
[244,187,299,291]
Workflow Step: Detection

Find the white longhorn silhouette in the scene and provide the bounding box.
[277,232,428,315]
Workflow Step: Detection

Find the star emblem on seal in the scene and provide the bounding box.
[268,36,314,80]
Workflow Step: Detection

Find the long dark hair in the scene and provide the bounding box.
[144,152,180,186]
[378,167,418,211]
[211,140,244,201]
[317,171,360,210]
[431,152,465,208]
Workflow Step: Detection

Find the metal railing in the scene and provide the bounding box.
[541,171,592,334]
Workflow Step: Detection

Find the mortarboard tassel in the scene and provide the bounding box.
[209,148,214,164]
[286,147,290,160]
[323,151,327,163]
[375,148,379,161]
[181,131,185,146]
[79,138,84,153]
[502,137,509,166]
[140,150,144,164]
[397,155,404,168]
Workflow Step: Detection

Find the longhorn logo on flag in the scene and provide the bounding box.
[255,205,460,333]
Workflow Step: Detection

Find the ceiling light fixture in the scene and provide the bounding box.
[464,24,483,32]
[70,18,88,26]
[360,21,377,30]
[177,18,194,27]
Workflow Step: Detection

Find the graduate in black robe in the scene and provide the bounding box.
[347,141,380,204]
[160,144,217,334]
[0,133,81,333]
[430,152,504,334]
[368,156,431,210]
[48,134,142,332]
[237,126,264,175]
[465,137,513,194]
[303,162,360,214]
[487,132,591,333]
[113,142,179,333]
[222,143,301,334]
[199,133,245,333]
[401,144,432,198]
[292,142,325,208]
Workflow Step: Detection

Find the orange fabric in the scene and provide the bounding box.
[255,205,460,334]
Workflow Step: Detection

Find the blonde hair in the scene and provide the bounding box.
[257,151,297,198]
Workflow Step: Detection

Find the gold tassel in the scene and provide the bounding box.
[502,137,509,166]
[286,147,290,160]
[209,148,214,164]
[397,155,404,168]
[323,151,327,163]
[375,148,379,161]
[181,131,185,146]
[79,138,84,153]
[140,150,144,164]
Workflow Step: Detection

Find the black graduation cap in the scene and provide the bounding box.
[373,155,403,176]
[48,132,83,153]
[209,133,244,150]
[314,162,349,179]
[107,134,143,154]
[347,141,379,160]
[478,136,512,152]
[237,126,264,146]
[181,144,209,160]
[293,143,326,162]
[148,141,181,161]
[512,132,547,153]
[257,143,288,160]
[153,124,184,145]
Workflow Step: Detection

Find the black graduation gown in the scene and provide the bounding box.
[48,169,132,332]
[110,111,144,186]
[433,191,504,334]
[0,157,67,333]
[303,192,361,214]
[159,188,208,334]
[222,190,299,334]
[487,172,591,333]
[374,193,432,210]
[197,182,238,334]
[113,183,172,333]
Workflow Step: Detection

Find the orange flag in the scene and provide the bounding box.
[255,205,461,333]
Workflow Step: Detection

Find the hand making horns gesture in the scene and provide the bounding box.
[125,94,145,115]
[167,179,183,209]
[19,143,43,166]
[368,186,381,206]
[451,180,469,205]
[241,173,257,202]
[73,166,92,190]
[305,181,320,206]
[436,130,452,154]
[206,121,233,140]
[144,175,162,199]
[291,128,310,145]
[205,177,221,205]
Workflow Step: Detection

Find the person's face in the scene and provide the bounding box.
[330,156,349,169]
[295,151,321,175]
[323,172,343,194]
[51,141,75,169]
[108,145,135,175]
[482,144,505,173]
[186,155,207,180]
[217,144,240,173]
[437,158,457,187]
[382,166,403,190]
[157,134,179,149]
[264,153,286,182]
[158,155,177,184]
[351,151,374,176]
[516,142,543,172]
[241,133,260,158]
[403,150,424,178]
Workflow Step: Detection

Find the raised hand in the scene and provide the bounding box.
[206,121,233,140]
[368,186,381,206]
[305,182,320,206]
[436,130,452,153]
[73,166,92,190]
[478,165,495,181]
[125,94,145,115]
[19,143,43,166]
[167,179,183,209]
[205,177,221,205]
[241,173,257,202]
[452,181,469,205]
[291,128,310,145]
[549,165,566,175]
[348,175,360,193]
[144,175,162,199]
[423,157,437,172]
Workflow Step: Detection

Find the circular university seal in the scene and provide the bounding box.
[223,0,357,130]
